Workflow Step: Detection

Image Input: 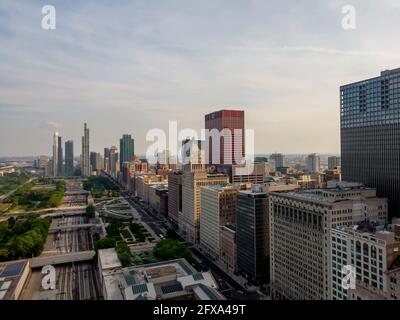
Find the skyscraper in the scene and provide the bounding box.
[119,134,135,171]
[269,153,284,169]
[57,135,63,176]
[306,153,320,173]
[104,147,110,173]
[104,147,110,159]
[52,132,59,177]
[90,152,97,173]
[236,186,269,284]
[109,146,119,178]
[181,169,229,243]
[65,140,74,176]
[328,156,341,170]
[341,68,400,218]
[205,109,245,165]
[168,171,183,228]
[199,185,238,261]
[81,123,90,176]
[269,185,387,300]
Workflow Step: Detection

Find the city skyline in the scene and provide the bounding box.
[2,1,400,156]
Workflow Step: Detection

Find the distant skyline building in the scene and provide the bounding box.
[57,135,63,176]
[65,140,74,176]
[52,132,59,177]
[205,109,245,165]
[119,134,135,171]
[306,153,320,173]
[341,68,400,218]
[104,147,110,172]
[90,152,98,173]
[109,146,119,178]
[328,156,341,170]
[269,153,284,169]
[81,122,90,176]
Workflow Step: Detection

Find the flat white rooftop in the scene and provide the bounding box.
[99,248,122,270]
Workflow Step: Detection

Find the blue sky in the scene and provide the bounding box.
[1,0,400,156]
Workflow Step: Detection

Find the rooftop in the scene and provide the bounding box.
[98,248,122,270]
[102,258,224,300]
[0,260,29,300]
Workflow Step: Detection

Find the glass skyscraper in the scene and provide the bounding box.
[236,189,269,284]
[341,68,400,218]
[65,140,74,176]
[119,134,135,171]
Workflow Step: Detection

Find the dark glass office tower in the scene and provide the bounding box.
[236,189,269,284]
[65,140,74,176]
[341,68,400,218]
[119,134,135,171]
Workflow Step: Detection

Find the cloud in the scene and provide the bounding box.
[43,120,63,130]
[0,0,400,156]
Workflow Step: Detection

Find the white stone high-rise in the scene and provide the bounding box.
[52,132,59,177]
[269,183,388,300]
[306,153,321,173]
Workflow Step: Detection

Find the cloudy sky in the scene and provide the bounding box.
[1,0,400,157]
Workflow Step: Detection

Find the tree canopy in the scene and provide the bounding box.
[0,216,51,261]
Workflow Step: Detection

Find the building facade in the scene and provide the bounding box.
[181,169,229,243]
[199,185,238,260]
[341,68,400,218]
[205,109,245,165]
[119,134,135,171]
[328,156,341,170]
[81,122,90,176]
[65,140,74,176]
[57,135,63,176]
[236,186,269,284]
[330,222,399,300]
[306,153,320,173]
[269,153,285,169]
[168,171,183,228]
[269,185,388,300]
[52,132,59,177]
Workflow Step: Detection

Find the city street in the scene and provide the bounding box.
[104,174,261,300]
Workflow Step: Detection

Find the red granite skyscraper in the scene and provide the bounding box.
[205,109,245,165]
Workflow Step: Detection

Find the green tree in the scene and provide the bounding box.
[153,239,194,263]
[86,204,96,218]
[116,242,133,267]
[95,237,116,250]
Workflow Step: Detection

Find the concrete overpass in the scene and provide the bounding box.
[48,223,103,233]
[40,210,86,218]
[64,191,90,196]
[30,250,96,268]
[3,206,86,217]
